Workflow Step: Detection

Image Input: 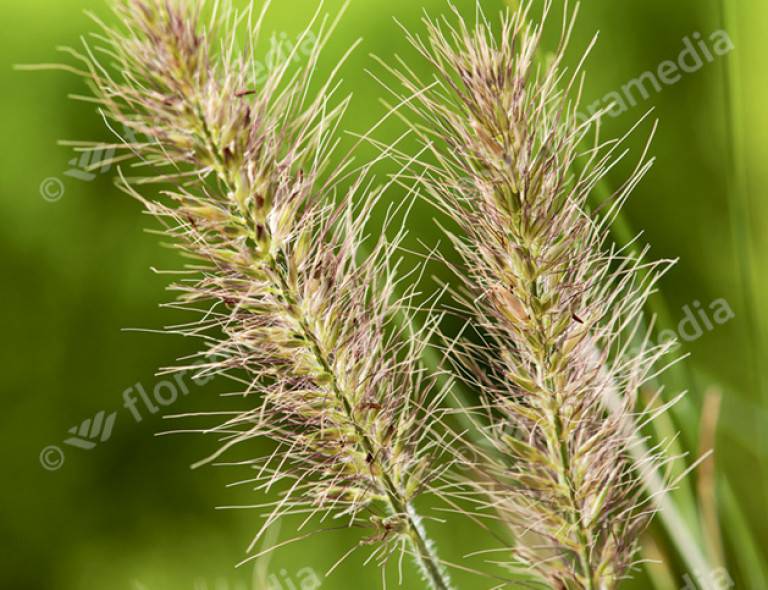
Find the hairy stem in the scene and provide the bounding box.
[549,404,597,590]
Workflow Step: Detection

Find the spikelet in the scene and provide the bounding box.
[382,3,681,588]
[65,1,454,587]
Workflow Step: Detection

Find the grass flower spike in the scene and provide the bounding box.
[64,1,454,587]
[384,3,681,588]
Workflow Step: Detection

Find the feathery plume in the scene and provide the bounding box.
[63,1,454,587]
[383,2,681,588]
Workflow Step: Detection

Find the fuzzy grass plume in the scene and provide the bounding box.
[59,1,456,587]
[381,3,683,588]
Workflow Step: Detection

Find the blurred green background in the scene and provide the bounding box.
[1,0,766,588]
